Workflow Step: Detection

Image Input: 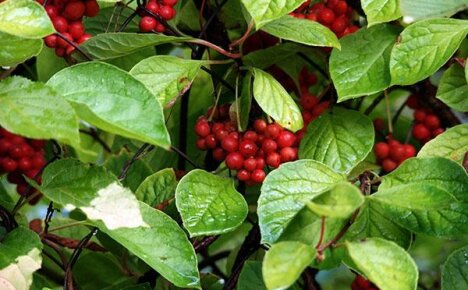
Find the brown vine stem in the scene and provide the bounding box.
[229,20,254,50]
[0,66,17,80]
[188,39,242,59]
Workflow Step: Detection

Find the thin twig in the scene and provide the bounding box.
[55,32,93,61]
[364,94,385,116]
[119,143,154,180]
[171,146,200,168]
[79,128,112,153]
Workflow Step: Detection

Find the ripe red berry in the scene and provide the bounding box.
[69,22,85,40]
[276,131,296,148]
[2,158,17,172]
[243,131,258,142]
[374,142,389,159]
[373,118,385,132]
[205,135,217,149]
[382,158,397,172]
[139,16,157,32]
[256,157,265,169]
[55,47,66,57]
[424,114,440,130]
[226,152,244,170]
[0,139,12,154]
[212,148,225,162]
[145,1,160,14]
[300,94,319,110]
[45,5,59,18]
[162,0,178,6]
[52,16,69,33]
[159,5,175,20]
[389,144,406,162]
[29,140,46,149]
[237,169,250,181]
[413,109,426,122]
[215,129,229,142]
[312,101,329,116]
[406,95,420,109]
[77,34,92,44]
[57,32,73,48]
[63,1,86,21]
[212,122,224,133]
[333,1,348,15]
[403,144,416,159]
[243,158,257,171]
[194,119,210,137]
[85,0,100,17]
[266,123,282,138]
[18,157,32,171]
[280,147,297,162]
[412,124,431,141]
[432,128,444,137]
[31,155,46,169]
[254,119,267,133]
[221,136,239,152]
[266,152,281,168]
[196,138,207,150]
[318,8,335,24]
[239,140,258,157]
[44,35,57,48]
[251,169,266,183]
[331,16,347,34]
[261,139,278,153]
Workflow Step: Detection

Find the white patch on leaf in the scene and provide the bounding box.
[0,248,42,290]
[403,16,414,23]
[81,182,148,230]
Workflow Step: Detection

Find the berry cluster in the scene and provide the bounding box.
[0,128,46,204]
[194,106,299,185]
[406,95,444,143]
[37,0,99,57]
[138,0,178,33]
[351,275,379,290]
[374,138,416,172]
[291,0,359,37]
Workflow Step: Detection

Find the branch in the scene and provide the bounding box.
[119,143,154,180]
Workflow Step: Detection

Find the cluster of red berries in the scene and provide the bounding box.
[291,0,359,37]
[0,128,47,205]
[374,137,416,172]
[37,0,99,57]
[194,106,299,185]
[138,0,178,33]
[351,275,378,290]
[406,96,444,143]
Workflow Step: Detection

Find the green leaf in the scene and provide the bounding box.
[175,169,248,237]
[239,0,305,28]
[130,56,204,106]
[258,160,345,244]
[390,18,468,85]
[238,261,267,290]
[436,64,468,111]
[442,245,468,290]
[47,62,171,149]
[0,76,81,147]
[345,238,418,290]
[77,33,192,60]
[299,108,374,174]
[418,124,468,163]
[251,68,303,132]
[345,199,412,248]
[306,182,364,218]
[379,157,468,202]
[330,24,400,101]
[95,202,200,289]
[361,0,402,26]
[400,0,468,23]
[0,0,54,38]
[236,72,253,131]
[135,168,178,207]
[0,32,43,66]
[262,241,315,290]
[0,227,43,290]
[243,43,317,69]
[261,15,340,48]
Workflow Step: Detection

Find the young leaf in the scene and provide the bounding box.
[251,68,303,132]
[41,159,148,230]
[130,56,204,106]
[0,77,81,148]
[47,62,171,149]
[436,64,468,112]
[261,15,340,49]
[0,0,54,38]
[239,0,305,28]
[345,199,412,248]
[135,168,178,207]
[95,202,200,289]
[345,238,418,290]
[77,33,192,60]
[361,0,402,26]
[306,182,364,218]
[442,245,468,290]
[0,32,43,66]
[390,18,468,85]
[330,24,400,101]
[0,227,43,290]
[400,0,468,23]
[258,160,345,244]
[238,261,267,290]
[262,241,315,290]
[418,124,468,163]
[175,169,248,237]
[299,108,374,174]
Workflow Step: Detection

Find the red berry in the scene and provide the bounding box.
[403,144,416,159]
[406,95,420,109]
[413,109,426,122]
[145,1,160,14]
[45,5,59,18]
[0,139,12,154]
[243,131,258,142]
[85,0,100,17]
[373,118,385,132]
[196,138,207,150]
[69,22,85,40]
[52,16,69,33]
[312,101,329,116]
[424,114,440,130]
[18,157,32,171]
[226,152,244,170]
[276,131,296,148]
[63,1,86,21]
[254,119,267,133]
[432,128,444,137]
[280,147,298,162]
[256,157,265,169]
[243,158,257,171]
[139,16,157,32]
[221,136,239,152]
[215,129,229,142]
[318,8,335,24]
[66,45,76,56]
[374,142,389,159]
[205,135,217,149]
[78,34,92,44]
[266,152,281,168]
[162,0,178,6]
[194,119,210,137]
[239,140,258,157]
[412,124,431,141]
[2,158,17,172]
[261,139,278,153]
[29,140,46,149]
[10,135,25,145]
[57,32,73,48]
[31,155,46,169]
[389,144,406,162]
[251,169,266,183]
[237,169,250,181]
[266,123,282,139]
[333,1,348,15]
[159,5,175,20]
[300,94,319,110]
[55,47,66,57]
[331,17,347,34]
[44,35,57,48]
[212,148,225,162]
[212,122,224,133]
[382,158,397,172]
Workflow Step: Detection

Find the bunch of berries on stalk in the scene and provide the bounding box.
[291,0,359,38]
[406,95,444,143]
[0,128,47,205]
[37,0,99,57]
[194,105,299,185]
[138,0,178,33]
[351,275,379,290]
[374,137,416,172]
